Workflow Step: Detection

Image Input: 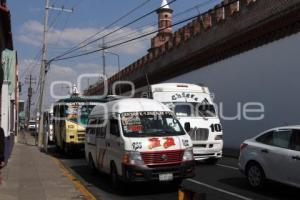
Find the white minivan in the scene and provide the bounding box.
[85,98,195,187]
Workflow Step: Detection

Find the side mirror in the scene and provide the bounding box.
[184,122,191,132]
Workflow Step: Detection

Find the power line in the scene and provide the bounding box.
[51,12,72,49]
[31,78,41,115]
[51,0,228,62]
[175,0,219,17]
[50,0,82,48]
[51,10,207,62]
[51,0,218,61]
[47,10,62,31]
[51,0,152,61]
[21,49,43,81]
[103,0,219,47]
[50,0,177,62]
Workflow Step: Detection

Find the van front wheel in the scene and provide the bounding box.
[110,164,120,190]
[88,154,97,174]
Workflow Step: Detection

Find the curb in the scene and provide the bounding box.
[51,156,98,200]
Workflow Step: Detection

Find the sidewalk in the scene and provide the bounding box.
[0,131,85,200]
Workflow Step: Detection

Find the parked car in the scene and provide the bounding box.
[28,120,36,132]
[239,126,300,189]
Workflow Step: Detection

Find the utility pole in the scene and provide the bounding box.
[37,0,73,149]
[28,75,33,121]
[37,0,50,149]
[25,75,36,123]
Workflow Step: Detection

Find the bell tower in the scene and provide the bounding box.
[149,0,173,52]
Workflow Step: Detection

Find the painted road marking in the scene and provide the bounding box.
[217,164,239,170]
[51,157,98,200]
[187,179,253,200]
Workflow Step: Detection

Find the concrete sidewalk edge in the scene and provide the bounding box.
[50,156,98,200]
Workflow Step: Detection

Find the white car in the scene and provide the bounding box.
[28,120,36,131]
[239,126,300,189]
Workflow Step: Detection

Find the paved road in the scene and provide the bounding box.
[48,147,299,200]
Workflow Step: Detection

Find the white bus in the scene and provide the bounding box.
[134,83,223,163]
[85,98,195,187]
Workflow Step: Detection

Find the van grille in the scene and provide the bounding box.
[141,150,184,165]
[189,128,209,141]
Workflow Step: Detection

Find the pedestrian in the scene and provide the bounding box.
[0,127,5,185]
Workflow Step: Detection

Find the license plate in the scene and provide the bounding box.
[159,173,173,181]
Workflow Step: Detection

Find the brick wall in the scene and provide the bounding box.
[85,0,300,95]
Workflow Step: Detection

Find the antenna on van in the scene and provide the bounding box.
[144,71,152,99]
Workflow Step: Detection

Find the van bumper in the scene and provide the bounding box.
[64,142,85,152]
[121,161,195,182]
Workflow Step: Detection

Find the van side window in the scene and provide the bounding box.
[96,118,106,138]
[87,118,97,135]
[60,105,67,118]
[291,130,300,151]
[110,119,120,137]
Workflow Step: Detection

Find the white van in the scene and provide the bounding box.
[135,83,223,163]
[85,98,195,187]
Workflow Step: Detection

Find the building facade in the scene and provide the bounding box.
[0,0,17,162]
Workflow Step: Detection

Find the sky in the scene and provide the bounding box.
[8,0,222,112]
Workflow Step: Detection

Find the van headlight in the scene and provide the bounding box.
[183,148,194,161]
[123,151,145,165]
[215,135,223,140]
[68,125,75,129]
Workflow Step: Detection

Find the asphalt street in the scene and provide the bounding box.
[47,148,300,200]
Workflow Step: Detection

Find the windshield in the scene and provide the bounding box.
[164,102,216,117]
[67,105,96,125]
[121,111,185,137]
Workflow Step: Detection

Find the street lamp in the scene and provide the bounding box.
[104,51,121,94]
